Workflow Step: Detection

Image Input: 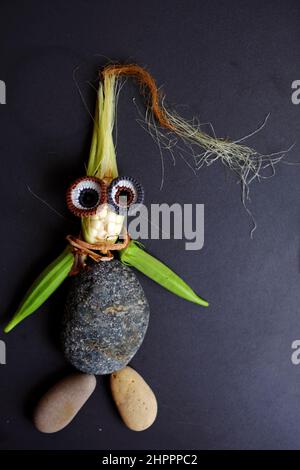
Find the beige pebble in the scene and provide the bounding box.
[110,366,157,431]
[33,373,96,433]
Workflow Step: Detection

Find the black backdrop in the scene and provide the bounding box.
[1,0,300,450]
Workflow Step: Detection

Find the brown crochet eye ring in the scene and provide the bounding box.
[66,176,107,217]
[108,176,144,215]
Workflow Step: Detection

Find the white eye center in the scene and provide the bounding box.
[108,177,144,215]
[66,177,106,217]
[111,181,137,206]
[71,180,101,210]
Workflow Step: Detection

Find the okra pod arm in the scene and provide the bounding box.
[120,240,209,307]
[4,248,74,333]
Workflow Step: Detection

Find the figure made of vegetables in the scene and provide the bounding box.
[4,64,283,432]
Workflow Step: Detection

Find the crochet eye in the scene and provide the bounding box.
[66,176,106,217]
[108,176,144,214]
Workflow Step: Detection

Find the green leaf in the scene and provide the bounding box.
[4,248,74,333]
[86,77,118,179]
[120,241,209,307]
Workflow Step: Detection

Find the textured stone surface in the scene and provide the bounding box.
[111,366,157,431]
[62,260,150,375]
[33,373,96,433]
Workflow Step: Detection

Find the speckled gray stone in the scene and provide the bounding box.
[62,260,150,375]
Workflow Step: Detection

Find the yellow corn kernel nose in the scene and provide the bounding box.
[81,204,124,244]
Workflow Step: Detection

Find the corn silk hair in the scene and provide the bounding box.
[87,64,291,234]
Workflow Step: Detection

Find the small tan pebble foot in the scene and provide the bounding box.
[33,373,96,433]
[110,366,157,432]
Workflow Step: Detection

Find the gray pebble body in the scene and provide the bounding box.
[62,260,149,375]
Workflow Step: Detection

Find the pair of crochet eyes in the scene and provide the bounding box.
[66,176,144,217]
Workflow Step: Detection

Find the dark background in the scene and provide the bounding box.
[1,0,300,450]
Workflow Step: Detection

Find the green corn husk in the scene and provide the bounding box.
[120,240,209,307]
[86,75,118,180]
[4,248,74,333]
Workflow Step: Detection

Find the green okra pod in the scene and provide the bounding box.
[4,248,74,333]
[120,240,209,307]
